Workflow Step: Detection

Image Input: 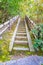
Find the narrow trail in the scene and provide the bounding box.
[9,17,34,52]
[0,16,35,61]
[9,17,34,60]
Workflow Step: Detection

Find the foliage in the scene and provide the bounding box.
[0,39,10,62]
[0,0,43,23]
[31,23,43,51]
[33,39,43,51]
[0,0,43,62]
[41,64,43,65]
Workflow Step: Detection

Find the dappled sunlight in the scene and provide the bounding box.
[0,0,43,63]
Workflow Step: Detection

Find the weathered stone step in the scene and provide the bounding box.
[18,26,25,27]
[14,43,28,48]
[9,33,13,35]
[13,47,29,51]
[18,30,26,32]
[18,28,25,30]
[15,38,27,41]
[15,36,27,41]
[18,26,25,28]
[19,24,25,25]
[16,36,27,39]
[16,34,26,36]
[16,33,26,36]
[14,40,28,44]
[17,33,26,34]
[18,29,26,31]
[17,31,26,33]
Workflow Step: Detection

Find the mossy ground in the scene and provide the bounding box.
[0,20,18,62]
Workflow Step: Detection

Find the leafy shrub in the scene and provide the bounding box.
[31,23,43,51]
[33,39,43,51]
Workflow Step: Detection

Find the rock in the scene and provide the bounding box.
[0,56,43,65]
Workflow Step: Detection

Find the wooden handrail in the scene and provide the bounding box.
[25,20,34,51]
[0,15,19,36]
[25,16,37,39]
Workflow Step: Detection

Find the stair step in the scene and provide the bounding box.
[14,44,28,48]
[16,36,27,39]
[18,28,26,30]
[18,31,26,33]
[18,29,25,30]
[9,33,13,34]
[16,33,26,35]
[15,38,27,41]
[13,47,29,51]
[19,26,25,29]
[19,26,25,27]
[14,40,28,44]
[18,26,25,28]
[19,25,25,26]
[19,24,25,25]
[18,30,26,32]
[16,35,26,36]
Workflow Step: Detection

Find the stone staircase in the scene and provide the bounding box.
[9,18,34,52]
[13,20,29,51]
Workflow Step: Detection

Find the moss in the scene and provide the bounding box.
[14,44,28,48]
[0,20,18,62]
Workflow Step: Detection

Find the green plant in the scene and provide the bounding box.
[33,39,43,51]
[0,39,10,62]
[0,0,43,23]
[41,64,43,65]
[31,24,43,51]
